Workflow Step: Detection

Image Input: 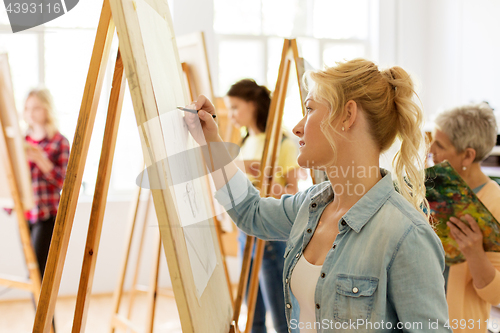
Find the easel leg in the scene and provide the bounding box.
[109,191,151,333]
[72,48,126,333]
[127,194,152,319]
[214,216,234,307]
[244,239,265,333]
[232,235,255,329]
[0,102,51,332]
[32,1,115,331]
[109,179,143,333]
[145,229,162,333]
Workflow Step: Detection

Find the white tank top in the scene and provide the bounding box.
[290,254,324,333]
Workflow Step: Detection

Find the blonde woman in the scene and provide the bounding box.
[24,88,69,279]
[185,59,450,332]
[430,103,500,333]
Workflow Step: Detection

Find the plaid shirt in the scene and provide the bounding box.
[26,132,70,224]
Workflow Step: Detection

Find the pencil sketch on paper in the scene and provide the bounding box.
[135,0,217,298]
[156,110,211,227]
[183,181,199,218]
[183,220,217,298]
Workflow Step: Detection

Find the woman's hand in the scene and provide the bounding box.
[448,214,497,289]
[447,214,484,257]
[243,160,261,177]
[183,95,221,146]
[26,144,54,173]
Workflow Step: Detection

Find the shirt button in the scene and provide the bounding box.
[321,273,326,278]
[311,203,317,208]
[341,220,347,226]
[295,253,300,258]
[316,303,320,309]
[285,278,289,283]
[307,228,312,233]
[287,303,292,309]
[332,244,336,249]
[352,287,359,294]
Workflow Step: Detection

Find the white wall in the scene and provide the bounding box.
[172,0,218,94]
[379,0,500,125]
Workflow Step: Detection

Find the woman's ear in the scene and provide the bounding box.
[343,100,358,130]
[462,148,477,167]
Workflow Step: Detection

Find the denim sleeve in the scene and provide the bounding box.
[214,169,311,241]
[387,224,452,332]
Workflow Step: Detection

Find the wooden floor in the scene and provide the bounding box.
[0,293,183,333]
[0,291,266,333]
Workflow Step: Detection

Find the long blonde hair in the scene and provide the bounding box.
[26,88,58,138]
[305,59,429,219]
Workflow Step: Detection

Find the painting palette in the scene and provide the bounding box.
[425,161,500,265]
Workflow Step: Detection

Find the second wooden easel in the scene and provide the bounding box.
[33,1,237,332]
[0,94,45,329]
[0,54,54,333]
[233,39,308,333]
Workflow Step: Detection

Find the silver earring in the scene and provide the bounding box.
[342,126,345,131]
[462,166,467,171]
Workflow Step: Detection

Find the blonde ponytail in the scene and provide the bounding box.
[305,59,429,220]
[382,67,429,220]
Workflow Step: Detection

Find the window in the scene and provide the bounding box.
[214,0,373,97]
[0,2,143,198]
[214,0,374,190]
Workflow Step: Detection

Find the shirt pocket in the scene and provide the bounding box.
[333,274,378,322]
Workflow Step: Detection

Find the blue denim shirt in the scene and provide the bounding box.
[215,169,451,333]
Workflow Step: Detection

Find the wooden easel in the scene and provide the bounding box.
[0,102,45,330]
[109,56,234,331]
[0,55,54,333]
[109,186,164,333]
[32,1,121,331]
[31,0,303,330]
[32,1,233,332]
[232,39,307,333]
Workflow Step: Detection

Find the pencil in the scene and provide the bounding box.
[177,107,217,119]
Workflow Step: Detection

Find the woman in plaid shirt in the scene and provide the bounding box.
[23,88,69,278]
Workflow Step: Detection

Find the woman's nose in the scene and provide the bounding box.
[292,126,301,137]
[292,118,305,137]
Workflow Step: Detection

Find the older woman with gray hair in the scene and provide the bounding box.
[430,102,500,333]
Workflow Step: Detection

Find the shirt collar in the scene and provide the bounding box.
[310,168,395,233]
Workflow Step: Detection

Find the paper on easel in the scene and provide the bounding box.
[135,0,216,299]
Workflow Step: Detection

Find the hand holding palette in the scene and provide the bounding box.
[425,161,500,265]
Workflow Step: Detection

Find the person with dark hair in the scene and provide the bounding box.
[225,79,302,333]
[226,79,302,196]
